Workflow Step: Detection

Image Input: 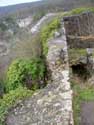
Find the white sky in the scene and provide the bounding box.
[0,0,41,7]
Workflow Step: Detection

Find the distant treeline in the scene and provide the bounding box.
[0,0,94,19]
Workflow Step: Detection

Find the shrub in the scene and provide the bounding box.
[63,7,94,17]
[0,87,33,125]
[40,18,61,55]
[6,58,46,92]
[71,7,94,15]
[64,7,94,16]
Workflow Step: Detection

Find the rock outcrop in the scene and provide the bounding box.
[6,25,73,125]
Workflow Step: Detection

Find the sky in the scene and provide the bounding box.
[0,0,41,6]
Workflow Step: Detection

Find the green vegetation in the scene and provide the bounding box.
[69,48,87,57]
[71,7,94,15]
[40,18,61,55]
[6,58,46,92]
[71,80,94,125]
[63,7,94,17]
[0,57,46,124]
[68,49,87,65]
[0,87,34,125]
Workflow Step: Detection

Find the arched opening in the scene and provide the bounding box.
[71,63,91,80]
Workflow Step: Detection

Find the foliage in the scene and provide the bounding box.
[0,87,33,125]
[40,18,61,55]
[6,58,46,92]
[71,7,94,15]
[63,7,94,17]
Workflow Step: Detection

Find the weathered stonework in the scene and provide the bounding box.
[64,12,94,48]
[6,26,73,125]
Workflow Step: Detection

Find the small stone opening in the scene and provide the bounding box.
[71,63,91,80]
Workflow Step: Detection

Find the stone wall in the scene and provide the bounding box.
[6,26,73,125]
[64,12,94,48]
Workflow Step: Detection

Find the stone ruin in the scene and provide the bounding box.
[63,12,94,125]
[5,12,94,125]
[64,12,94,80]
[64,12,94,48]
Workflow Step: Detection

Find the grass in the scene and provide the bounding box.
[68,49,87,65]
[69,48,87,56]
[40,18,61,55]
[62,7,94,17]
[71,80,94,125]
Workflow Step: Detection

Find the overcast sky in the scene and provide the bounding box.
[0,0,41,6]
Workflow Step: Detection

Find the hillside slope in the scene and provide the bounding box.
[0,0,94,19]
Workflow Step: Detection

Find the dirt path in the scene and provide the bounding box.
[31,13,59,34]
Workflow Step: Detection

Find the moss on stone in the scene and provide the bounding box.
[68,49,87,65]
